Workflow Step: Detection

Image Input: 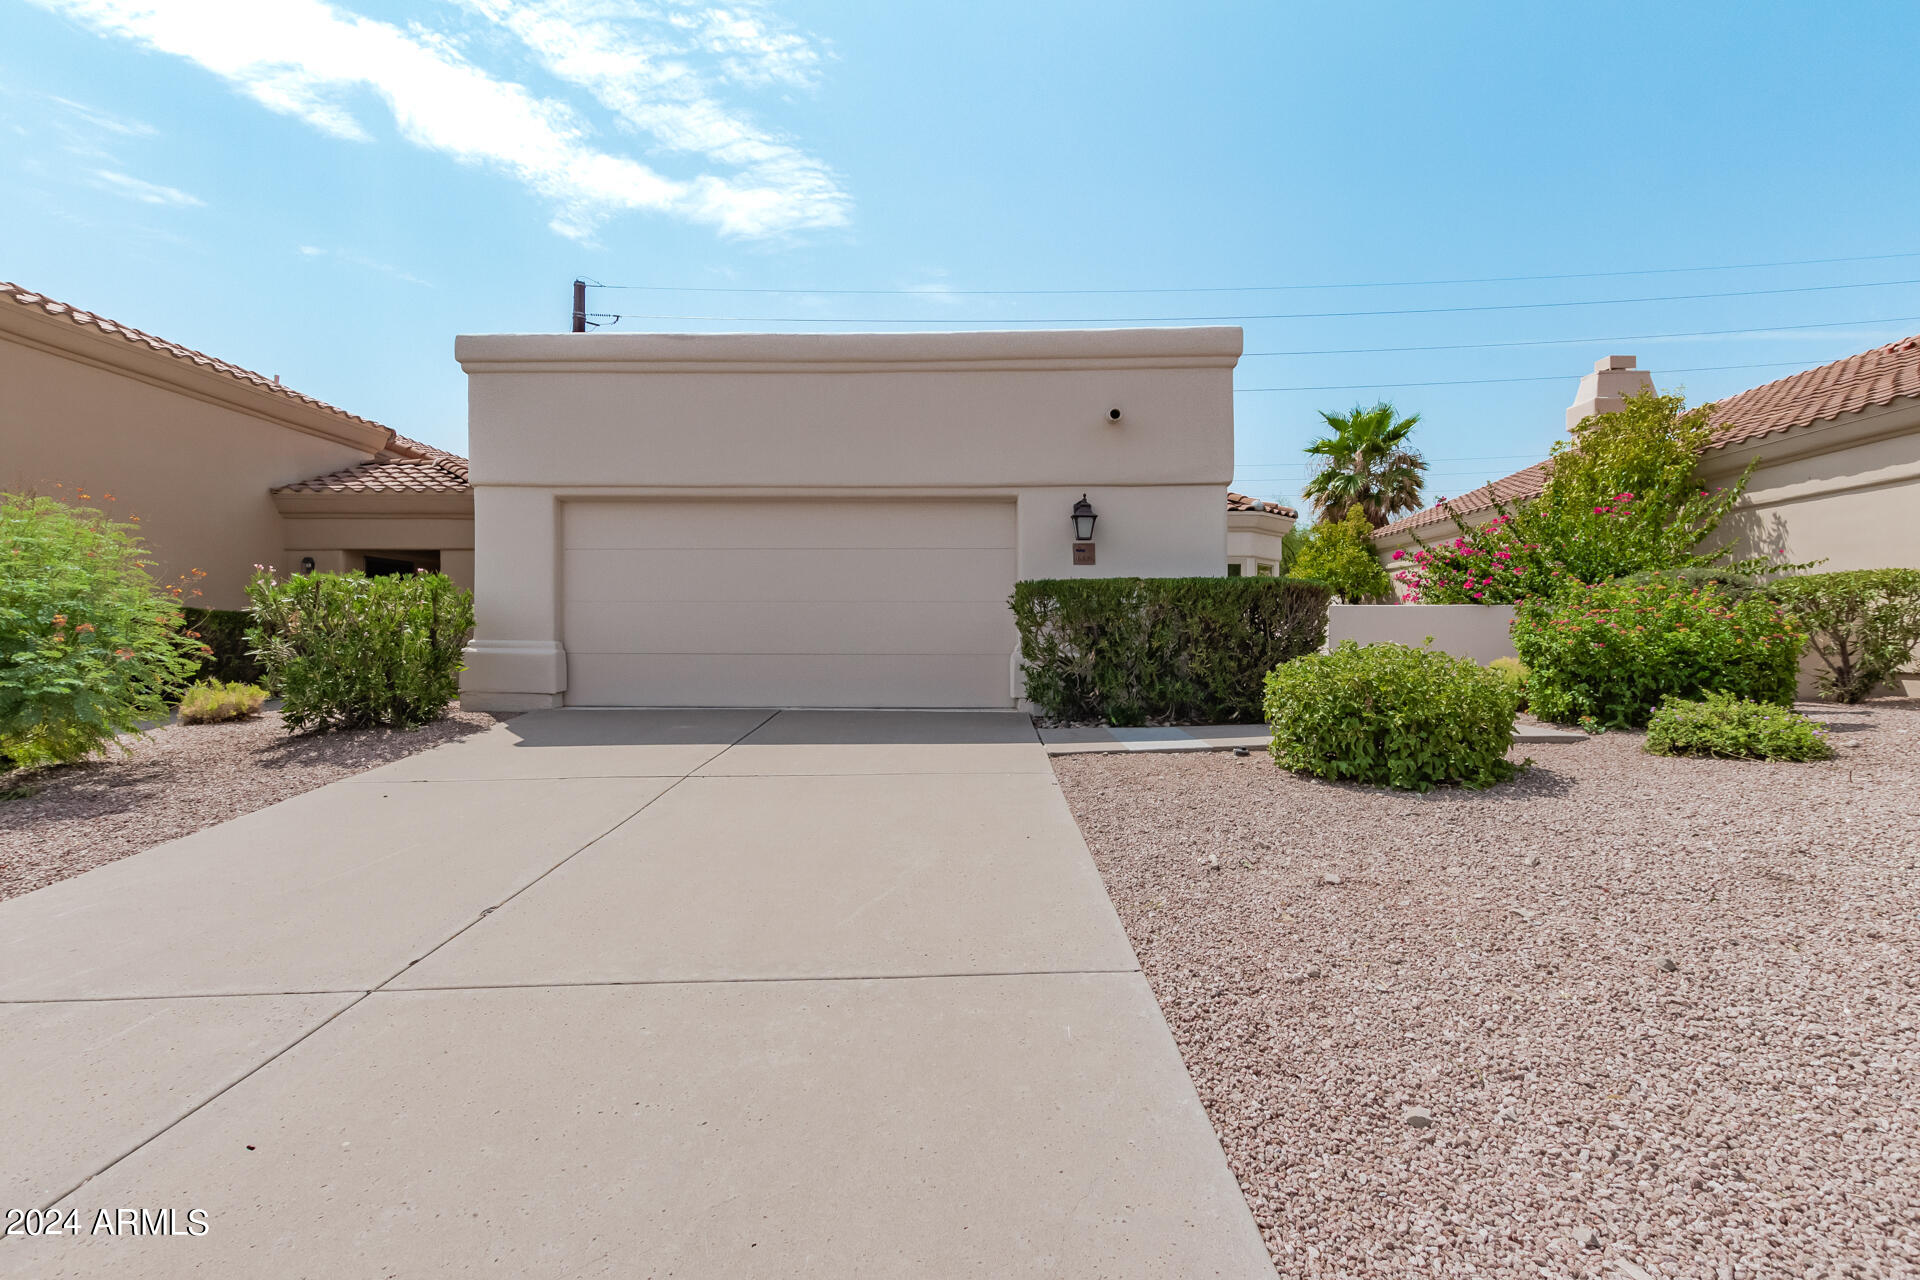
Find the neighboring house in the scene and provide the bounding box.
[1,280,472,609]
[1225,492,1296,576]
[457,327,1243,710]
[1374,340,1920,580]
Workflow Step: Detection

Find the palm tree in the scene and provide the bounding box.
[1301,402,1427,528]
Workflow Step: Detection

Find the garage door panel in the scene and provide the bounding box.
[560,499,1016,708]
[566,500,1014,552]
[568,654,1011,708]
[567,601,1014,657]
[563,547,1014,605]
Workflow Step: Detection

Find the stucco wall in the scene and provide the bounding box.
[1326,604,1517,664]
[457,327,1241,708]
[0,336,370,609]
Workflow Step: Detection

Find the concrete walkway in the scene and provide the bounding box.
[0,709,1274,1278]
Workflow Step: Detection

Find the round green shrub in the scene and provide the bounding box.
[1644,693,1833,761]
[1263,641,1523,792]
[1,493,203,769]
[1512,576,1802,729]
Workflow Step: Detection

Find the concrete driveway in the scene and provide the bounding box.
[0,709,1274,1278]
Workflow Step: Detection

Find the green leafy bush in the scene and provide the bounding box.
[246,570,474,732]
[1291,507,1393,602]
[1012,577,1330,725]
[1,493,203,769]
[1487,656,1528,706]
[1263,641,1523,791]
[1771,569,1920,703]
[1512,576,1802,729]
[181,608,266,686]
[1644,693,1833,761]
[177,679,269,724]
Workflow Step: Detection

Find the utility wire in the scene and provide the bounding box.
[591,277,1920,325]
[1233,359,1804,393]
[581,249,1920,296]
[1243,313,1920,357]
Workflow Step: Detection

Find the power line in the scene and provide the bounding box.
[581,249,1920,297]
[588,277,1920,326]
[1242,313,1920,357]
[1233,359,1804,393]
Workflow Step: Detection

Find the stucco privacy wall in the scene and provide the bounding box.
[1327,604,1519,665]
[0,328,377,609]
[457,328,1241,709]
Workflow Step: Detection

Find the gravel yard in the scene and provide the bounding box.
[1055,701,1920,1278]
[0,710,507,902]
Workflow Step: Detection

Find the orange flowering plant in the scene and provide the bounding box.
[1,492,202,768]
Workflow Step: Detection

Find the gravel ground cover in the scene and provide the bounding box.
[0,710,507,902]
[1054,701,1920,1278]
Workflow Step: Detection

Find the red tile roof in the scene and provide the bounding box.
[1227,491,1298,517]
[1374,334,1920,540]
[2,279,387,433]
[275,436,469,494]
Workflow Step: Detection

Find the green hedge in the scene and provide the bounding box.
[180,608,266,687]
[1011,577,1330,725]
[1264,641,1523,791]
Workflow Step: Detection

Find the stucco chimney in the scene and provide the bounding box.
[1565,355,1654,430]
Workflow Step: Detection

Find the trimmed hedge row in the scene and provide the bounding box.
[1011,577,1330,725]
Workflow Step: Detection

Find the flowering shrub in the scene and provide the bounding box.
[0,492,203,768]
[1770,569,1920,703]
[1392,513,1556,603]
[1394,391,1769,603]
[1644,693,1833,762]
[1263,641,1523,791]
[246,569,474,732]
[1512,576,1802,729]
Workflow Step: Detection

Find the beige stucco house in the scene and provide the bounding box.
[457,327,1244,710]
[1374,340,1920,580]
[1,280,472,609]
[1226,492,1296,576]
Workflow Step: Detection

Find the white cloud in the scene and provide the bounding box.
[457,0,847,235]
[666,4,824,89]
[91,168,205,205]
[31,0,848,240]
[45,94,155,137]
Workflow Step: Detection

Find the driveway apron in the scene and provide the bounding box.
[0,709,1275,1278]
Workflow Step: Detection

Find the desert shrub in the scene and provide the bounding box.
[0,493,203,769]
[1488,656,1528,706]
[1292,507,1394,602]
[181,608,266,686]
[177,679,269,724]
[1390,513,1555,603]
[1644,693,1833,761]
[246,570,474,732]
[1012,577,1330,724]
[1770,569,1920,703]
[1263,641,1523,792]
[1512,576,1802,729]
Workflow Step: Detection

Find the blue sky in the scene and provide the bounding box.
[6,0,1920,515]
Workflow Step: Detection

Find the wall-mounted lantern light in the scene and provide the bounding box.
[1071,494,1098,541]
[299,556,316,574]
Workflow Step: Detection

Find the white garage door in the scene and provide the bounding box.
[562,499,1018,708]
